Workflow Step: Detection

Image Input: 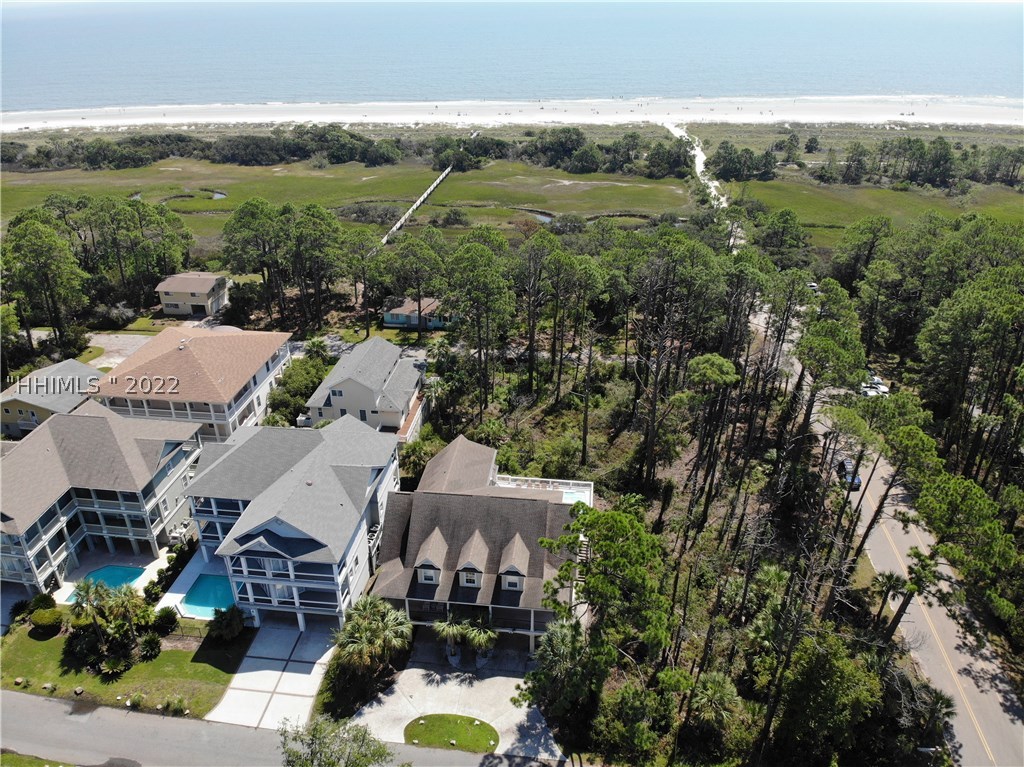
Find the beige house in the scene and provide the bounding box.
[1,401,201,594]
[155,272,231,316]
[1,359,99,439]
[305,336,425,442]
[94,327,291,441]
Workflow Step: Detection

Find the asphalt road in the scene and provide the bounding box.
[850,473,1024,767]
[0,691,557,767]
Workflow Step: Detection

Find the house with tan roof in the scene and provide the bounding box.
[0,401,201,594]
[185,416,400,630]
[94,326,291,441]
[1,359,99,438]
[371,435,593,650]
[305,336,425,442]
[382,296,449,330]
[155,271,231,317]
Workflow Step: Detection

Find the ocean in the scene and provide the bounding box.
[2,2,1022,112]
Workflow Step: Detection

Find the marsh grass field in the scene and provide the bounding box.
[2,121,1020,250]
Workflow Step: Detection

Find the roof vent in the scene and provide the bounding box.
[178,345,185,350]
[306,480,313,486]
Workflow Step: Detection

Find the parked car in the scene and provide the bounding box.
[837,458,862,490]
[860,387,882,398]
[807,282,819,292]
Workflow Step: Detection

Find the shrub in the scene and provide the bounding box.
[208,605,245,642]
[143,580,163,605]
[100,656,132,678]
[64,627,102,663]
[139,631,162,661]
[29,593,56,611]
[29,608,63,634]
[153,606,179,635]
[164,695,187,716]
[8,599,30,623]
[69,613,95,631]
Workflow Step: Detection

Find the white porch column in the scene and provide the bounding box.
[251,608,261,628]
[296,612,306,632]
[201,545,210,563]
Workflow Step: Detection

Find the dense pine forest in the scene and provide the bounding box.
[3,128,1023,765]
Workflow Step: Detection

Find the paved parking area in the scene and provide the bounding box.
[205,621,334,730]
[352,637,564,761]
[87,333,156,369]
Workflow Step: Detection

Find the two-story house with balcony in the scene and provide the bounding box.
[305,336,424,443]
[0,401,201,595]
[155,271,231,317]
[371,436,593,651]
[1,359,99,438]
[185,417,400,630]
[94,326,291,441]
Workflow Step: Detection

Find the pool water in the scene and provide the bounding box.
[72,565,144,598]
[181,574,235,619]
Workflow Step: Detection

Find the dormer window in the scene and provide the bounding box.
[460,570,480,588]
[418,568,437,584]
[503,575,523,591]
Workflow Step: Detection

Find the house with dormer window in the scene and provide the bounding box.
[184,416,399,630]
[371,435,593,650]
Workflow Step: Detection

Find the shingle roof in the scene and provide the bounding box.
[416,435,497,494]
[1,359,99,413]
[370,490,572,611]
[386,296,441,317]
[203,417,398,563]
[1,400,199,535]
[306,337,420,412]
[96,327,290,404]
[155,272,225,294]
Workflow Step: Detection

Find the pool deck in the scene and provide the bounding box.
[54,547,170,605]
[157,553,228,619]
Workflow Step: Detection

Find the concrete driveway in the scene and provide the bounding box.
[206,619,334,731]
[352,637,564,761]
[87,333,155,369]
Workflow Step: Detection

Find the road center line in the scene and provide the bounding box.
[877,518,996,765]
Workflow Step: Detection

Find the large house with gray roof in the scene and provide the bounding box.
[95,326,291,441]
[305,336,424,443]
[0,401,201,594]
[371,436,593,650]
[186,417,400,630]
[1,359,99,438]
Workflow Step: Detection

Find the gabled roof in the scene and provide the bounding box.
[156,271,225,294]
[1,400,199,535]
[385,296,442,317]
[1,359,99,413]
[416,435,496,494]
[206,417,397,563]
[306,337,420,412]
[96,327,290,404]
[371,490,572,611]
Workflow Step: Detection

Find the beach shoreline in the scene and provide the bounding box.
[3,96,1022,132]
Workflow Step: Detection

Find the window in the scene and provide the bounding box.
[163,291,172,296]
[503,575,523,591]
[251,375,257,387]
[17,409,23,416]
[339,409,347,416]
[461,571,480,588]
[265,361,270,372]
[256,395,261,408]
[190,292,199,297]
[418,568,437,584]
[332,389,343,398]
[2,408,8,414]
[370,410,378,415]
[29,411,36,418]
[317,408,323,418]
[165,303,179,309]
[359,410,367,422]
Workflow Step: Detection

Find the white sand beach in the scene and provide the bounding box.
[3,96,1022,132]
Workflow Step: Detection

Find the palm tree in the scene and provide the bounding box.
[689,671,739,730]
[463,617,498,658]
[433,612,466,656]
[304,336,330,365]
[336,620,376,670]
[375,605,413,670]
[871,572,907,628]
[919,685,957,738]
[70,580,112,646]
[106,583,145,640]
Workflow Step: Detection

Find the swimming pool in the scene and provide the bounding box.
[72,565,144,597]
[181,574,235,619]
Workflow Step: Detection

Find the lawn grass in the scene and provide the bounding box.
[404,713,499,753]
[0,753,71,767]
[74,346,104,365]
[0,620,254,718]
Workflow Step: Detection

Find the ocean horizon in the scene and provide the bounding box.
[2,2,1022,112]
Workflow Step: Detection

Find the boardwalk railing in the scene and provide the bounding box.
[380,165,453,245]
